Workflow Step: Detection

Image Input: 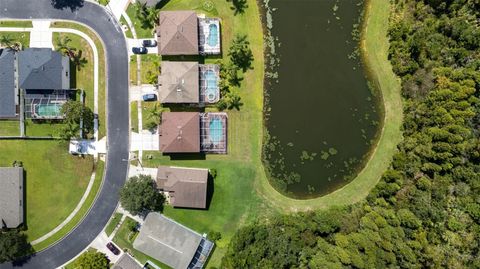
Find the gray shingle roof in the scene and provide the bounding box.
[158,61,199,103]
[133,213,203,269]
[0,167,24,228]
[112,253,143,269]
[0,49,17,118]
[18,48,70,90]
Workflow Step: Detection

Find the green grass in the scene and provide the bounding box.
[130,54,160,85]
[0,31,30,48]
[0,121,20,136]
[33,161,105,251]
[113,217,172,269]
[24,119,65,137]
[0,140,94,242]
[98,0,109,6]
[131,102,139,133]
[141,101,161,130]
[120,16,133,39]
[125,4,156,38]
[0,20,32,28]
[105,213,123,236]
[51,22,107,139]
[64,247,95,269]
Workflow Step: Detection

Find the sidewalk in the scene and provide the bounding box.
[107,0,131,20]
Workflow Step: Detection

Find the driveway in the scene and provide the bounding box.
[0,1,129,268]
[130,84,157,102]
[127,38,158,57]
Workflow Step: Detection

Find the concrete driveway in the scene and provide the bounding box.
[130,85,157,102]
[127,38,158,57]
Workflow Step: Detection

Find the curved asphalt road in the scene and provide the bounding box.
[0,1,129,268]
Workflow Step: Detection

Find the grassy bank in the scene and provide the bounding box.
[254,0,403,211]
[0,140,94,242]
[33,161,105,251]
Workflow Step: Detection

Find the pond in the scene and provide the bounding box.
[263,0,382,199]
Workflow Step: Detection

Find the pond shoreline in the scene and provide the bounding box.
[257,0,401,202]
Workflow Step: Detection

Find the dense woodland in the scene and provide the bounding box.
[222,0,480,268]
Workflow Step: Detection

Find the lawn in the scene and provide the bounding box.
[0,120,20,136]
[131,102,139,133]
[0,20,32,28]
[0,31,30,48]
[120,16,133,39]
[105,212,123,236]
[113,217,172,269]
[125,4,156,38]
[33,161,105,251]
[51,22,107,139]
[0,140,94,242]
[24,119,66,137]
[130,54,160,85]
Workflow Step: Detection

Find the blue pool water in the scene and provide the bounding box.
[205,70,218,102]
[207,24,219,47]
[209,118,223,144]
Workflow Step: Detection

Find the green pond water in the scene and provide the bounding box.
[264,0,382,199]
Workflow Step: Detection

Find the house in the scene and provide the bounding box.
[159,112,228,154]
[0,48,18,119]
[156,166,209,209]
[157,11,199,55]
[112,253,143,269]
[158,62,220,104]
[157,11,221,56]
[0,167,24,228]
[0,47,71,120]
[133,213,214,269]
[159,112,200,153]
[158,61,199,103]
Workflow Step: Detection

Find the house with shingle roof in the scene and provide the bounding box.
[159,112,200,153]
[158,61,199,103]
[156,166,209,209]
[0,167,24,228]
[157,10,199,55]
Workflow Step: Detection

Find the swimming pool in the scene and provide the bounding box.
[35,104,62,117]
[207,23,219,47]
[209,118,223,144]
[205,70,218,102]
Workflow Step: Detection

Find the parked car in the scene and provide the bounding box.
[132,47,147,54]
[142,39,157,47]
[142,94,157,101]
[106,242,120,255]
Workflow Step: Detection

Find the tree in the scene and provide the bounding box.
[56,35,76,58]
[226,0,248,15]
[208,231,222,242]
[134,2,158,30]
[0,231,33,263]
[120,174,165,215]
[74,250,109,269]
[72,50,88,71]
[147,104,162,124]
[227,93,243,111]
[0,34,22,51]
[228,35,253,72]
[61,100,95,139]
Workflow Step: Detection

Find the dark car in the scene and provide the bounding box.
[106,242,120,255]
[142,39,157,47]
[142,94,157,101]
[132,47,147,54]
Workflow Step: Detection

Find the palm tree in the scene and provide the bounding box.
[147,104,162,123]
[228,94,243,111]
[72,50,88,71]
[56,36,76,58]
[228,34,253,72]
[0,34,13,48]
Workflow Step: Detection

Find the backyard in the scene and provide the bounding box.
[0,140,94,242]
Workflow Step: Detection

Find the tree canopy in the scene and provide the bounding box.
[0,230,32,263]
[73,250,110,269]
[223,1,480,268]
[119,174,165,216]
